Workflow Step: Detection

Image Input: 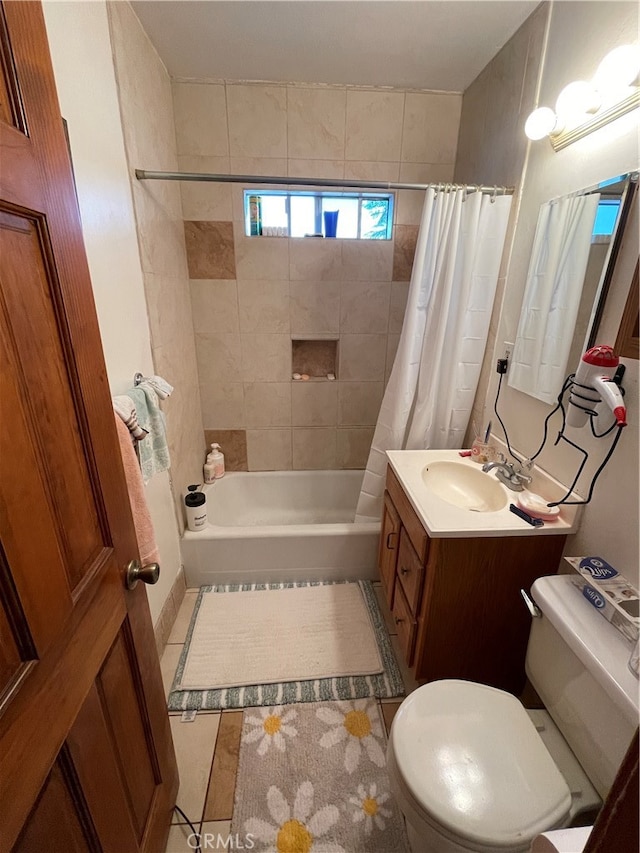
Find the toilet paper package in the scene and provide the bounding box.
[565,556,639,643]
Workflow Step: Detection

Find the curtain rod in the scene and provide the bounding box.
[135,169,514,195]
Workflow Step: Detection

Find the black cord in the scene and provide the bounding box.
[493,372,523,463]
[174,805,201,852]
[589,411,619,439]
[548,425,625,507]
[529,374,574,462]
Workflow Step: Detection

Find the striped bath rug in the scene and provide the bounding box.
[168,581,404,710]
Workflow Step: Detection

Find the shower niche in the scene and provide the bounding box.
[291,338,338,380]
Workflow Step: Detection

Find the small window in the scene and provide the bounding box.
[244,190,393,239]
[592,198,622,237]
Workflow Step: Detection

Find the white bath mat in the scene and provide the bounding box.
[176,582,383,690]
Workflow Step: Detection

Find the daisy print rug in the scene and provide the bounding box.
[231,700,409,852]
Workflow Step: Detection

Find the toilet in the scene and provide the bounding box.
[387,575,639,853]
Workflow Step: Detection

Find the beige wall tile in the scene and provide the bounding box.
[287,86,346,160]
[133,184,190,279]
[199,381,245,429]
[389,281,410,333]
[244,382,292,427]
[196,332,243,383]
[166,823,195,850]
[345,90,405,162]
[288,159,345,179]
[241,334,291,381]
[227,84,287,158]
[340,281,391,333]
[392,225,418,282]
[145,272,196,351]
[344,161,400,182]
[172,82,228,157]
[185,221,236,279]
[395,162,455,226]
[204,428,248,471]
[337,427,375,468]
[385,333,401,384]
[203,711,242,821]
[246,429,292,470]
[339,335,386,381]
[401,92,462,164]
[292,428,337,469]
[234,227,290,279]
[178,155,232,221]
[292,381,338,426]
[338,381,384,425]
[237,279,290,333]
[341,240,394,281]
[290,281,341,335]
[289,239,343,280]
[190,280,239,334]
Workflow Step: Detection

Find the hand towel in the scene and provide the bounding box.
[114,414,160,566]
[113,395,149,441]
[127,385,171,483]
[140,375,174,400]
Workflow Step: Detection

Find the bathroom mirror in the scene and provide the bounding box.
[509,173,635,404]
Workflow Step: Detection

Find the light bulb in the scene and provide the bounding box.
[555,81,601,124]
[524,107,559,141]
[595,44,640,93]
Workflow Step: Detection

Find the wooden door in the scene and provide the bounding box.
[0,3,178,850]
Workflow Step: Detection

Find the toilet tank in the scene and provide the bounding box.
[526,575,638,798]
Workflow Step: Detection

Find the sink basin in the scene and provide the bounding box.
[421,461,508,513]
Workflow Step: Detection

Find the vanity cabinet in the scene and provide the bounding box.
[379,466,568,694]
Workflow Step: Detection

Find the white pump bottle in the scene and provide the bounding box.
[203,443,225,483]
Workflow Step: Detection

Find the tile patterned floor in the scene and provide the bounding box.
[162,582,419,852]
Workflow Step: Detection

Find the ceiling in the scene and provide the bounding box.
[131,0,539,92]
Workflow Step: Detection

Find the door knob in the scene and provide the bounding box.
[126,559,160,590]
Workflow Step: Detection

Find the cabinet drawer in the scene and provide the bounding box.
[392,582,417,666]
[397,528,425,615]
[378,492,400,609]
[386,466,429,562]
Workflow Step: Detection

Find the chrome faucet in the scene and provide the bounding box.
[482,454,532,492]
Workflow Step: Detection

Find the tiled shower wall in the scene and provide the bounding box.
[109,3,205,521]
[172,80,462,470]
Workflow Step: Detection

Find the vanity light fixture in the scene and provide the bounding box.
[525,43,640,150]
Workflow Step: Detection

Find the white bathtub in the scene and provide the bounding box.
[181,470,380,586]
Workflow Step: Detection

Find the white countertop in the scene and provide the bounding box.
[386,449,582,538]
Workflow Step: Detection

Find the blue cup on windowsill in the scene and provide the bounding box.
[323,210,339,238]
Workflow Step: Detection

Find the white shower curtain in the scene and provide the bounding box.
[509,193,600,403]
[355,187,512,522]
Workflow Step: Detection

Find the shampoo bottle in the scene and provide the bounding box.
[184,485,207,532]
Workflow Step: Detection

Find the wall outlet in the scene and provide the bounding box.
[504,341,514,361]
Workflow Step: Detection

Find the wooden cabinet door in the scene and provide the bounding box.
[378,491,400,609]
[0,4,178,850]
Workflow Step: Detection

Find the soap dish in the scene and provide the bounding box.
[517,491,560,522]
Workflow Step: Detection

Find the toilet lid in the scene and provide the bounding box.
[390,680,572,849]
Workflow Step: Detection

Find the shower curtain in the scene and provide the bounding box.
[508,193,601,403]
[355,187,512,522]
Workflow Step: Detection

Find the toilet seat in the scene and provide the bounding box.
[389,680,572,850]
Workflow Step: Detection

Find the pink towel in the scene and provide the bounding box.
[114,414,160,566]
